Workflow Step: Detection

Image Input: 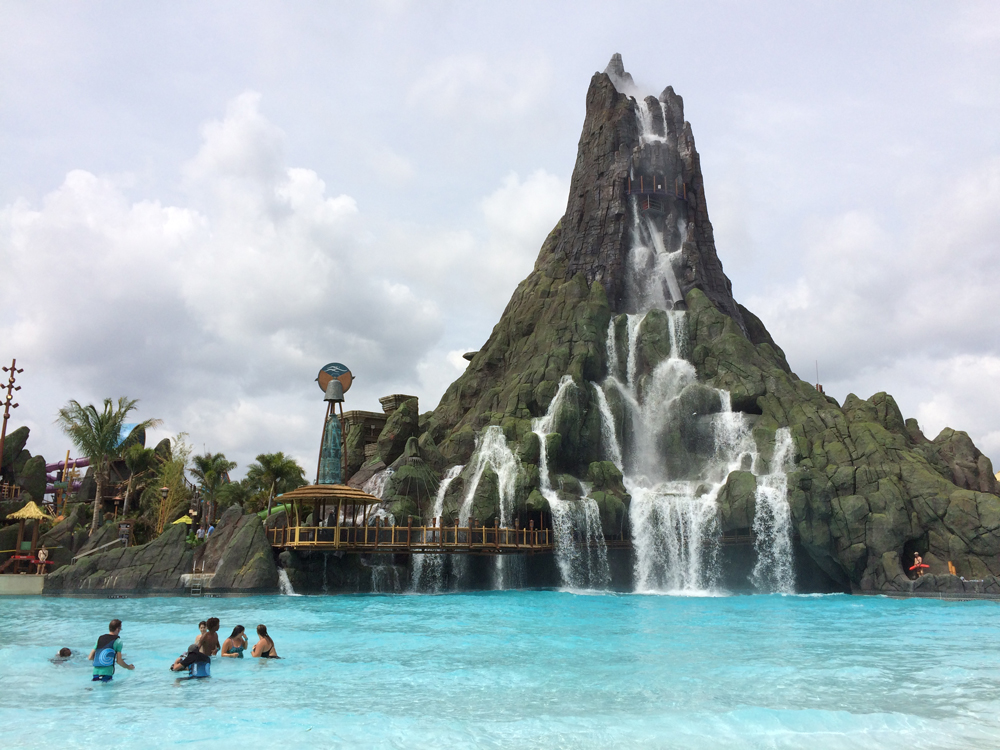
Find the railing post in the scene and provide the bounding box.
[375,517,381,549]
[408,516,412,549]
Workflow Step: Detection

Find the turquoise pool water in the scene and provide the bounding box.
[3,591,999,749]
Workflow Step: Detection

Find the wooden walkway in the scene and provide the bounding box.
[267,523,757,555]
[267,522,553,555]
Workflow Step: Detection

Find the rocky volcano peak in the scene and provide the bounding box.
[603,53,636,93]
[536,54,747,332]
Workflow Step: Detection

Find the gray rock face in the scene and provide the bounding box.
[43,509,278,594]
[208,513,278,590]
[537,56,746,330]
[377,398,420,466]
[718,471,757,532]
[907,422,999,495]
[45,523,193,593]
[0,426,29,477]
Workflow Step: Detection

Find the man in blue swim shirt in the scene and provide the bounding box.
[89,619,134,682]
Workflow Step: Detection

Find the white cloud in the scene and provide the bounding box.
[0,92,445,475]
[0,92,571,475]
[416,348,471,407]
[406,55,552,120]
[745,158,1000,460]
[370,148,416,183]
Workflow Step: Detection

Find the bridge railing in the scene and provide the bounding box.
[267,522,553,553]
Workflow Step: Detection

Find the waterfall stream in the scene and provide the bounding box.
[585,95,798,593]
[411,465,464,593]
[533,376,611,589]
[457,427,522,589]
[751,428,796,593]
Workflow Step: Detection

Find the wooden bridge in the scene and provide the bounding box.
[262,484,760,556]
[267,521,553,554]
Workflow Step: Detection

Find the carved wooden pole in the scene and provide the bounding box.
[0,359,23,480]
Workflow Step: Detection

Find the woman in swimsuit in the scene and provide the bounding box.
[251,624,278,658]
[221,625,247,658]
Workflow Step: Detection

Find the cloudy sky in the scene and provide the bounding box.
[2,1,999,476]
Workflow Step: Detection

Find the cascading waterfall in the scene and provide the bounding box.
[410,464,464,593]
[458,427,518,526]
[277,569,300,596]
[362,467,395,500]
[591,382,623,471]
[457,427,521,589]
[533,376,610,589]
[751,428,796,593]
[589,95,796,593]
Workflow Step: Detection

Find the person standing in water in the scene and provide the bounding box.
[200,617,220,656]
[221,625,247,658]
[88,619,134,682]
[251,625,278,658]
[195,621,208,648]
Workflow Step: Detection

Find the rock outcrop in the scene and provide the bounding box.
[45,523,193,593]
[44,509,278,594]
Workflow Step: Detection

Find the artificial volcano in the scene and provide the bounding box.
[363,54,1000,596]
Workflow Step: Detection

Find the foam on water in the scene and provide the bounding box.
[4,593,999,749]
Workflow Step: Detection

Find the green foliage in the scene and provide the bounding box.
[136,433,193,540]
[245,452,306,512]
[122,444,162,516]
[190,451,238,522]
[56,397,162,532]
[216,479,252,510]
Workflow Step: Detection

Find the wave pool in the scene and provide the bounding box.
[2,591,999,748]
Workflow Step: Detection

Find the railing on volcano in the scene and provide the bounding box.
[267,519,553,554]
[267,521,768,553]
[626,175,688,212]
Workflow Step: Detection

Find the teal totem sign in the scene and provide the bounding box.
[317,363,352,485]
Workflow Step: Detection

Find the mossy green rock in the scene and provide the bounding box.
[0,426,29,476]
[384,443,440,522]
[377,398,420,467]
[18,454,47,502]
[209,515,278,590]
[717,471,757,531]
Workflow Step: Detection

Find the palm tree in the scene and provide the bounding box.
[190,452,237,526]
[57,397,162,532]
[216,478,251,510]
[245,452,306,514]
[121,443,161,517]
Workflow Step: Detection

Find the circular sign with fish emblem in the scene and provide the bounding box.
[317,362,353,393]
